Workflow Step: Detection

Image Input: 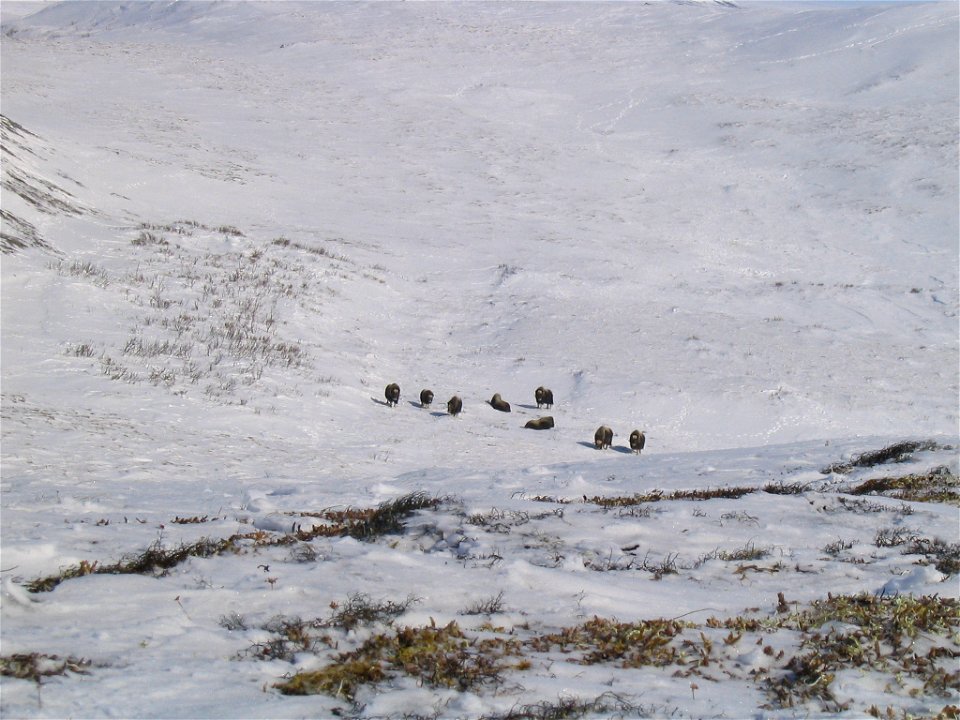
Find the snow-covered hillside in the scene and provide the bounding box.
[1,2,957,718]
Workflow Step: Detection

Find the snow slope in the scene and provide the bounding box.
[1,2,958,718]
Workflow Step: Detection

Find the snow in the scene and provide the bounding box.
[1,1,958,718]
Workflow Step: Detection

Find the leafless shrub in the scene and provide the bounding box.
[479,693,659,720]
[720,510,760,526]
[462,591,506,616]
[149,283,173,309]
[250,616,324,661]
[131,231,169,247]
[148,366,177,387]
[65,343,95,357]
[823,539,856,556]
[123,337,193,359]
[822,440,948,474]
[641,551,680,579]
[219,613,248,632]
[271,236,350,263]
[27,536,239,593]
[288,543,319,563]
[327,593,418,631]
[822,497,894,514]
[346,492,446,541]
[849,468,958,504]
[874,527,920,548]
[901,537,960,575]
[54,259,109,287]
[585,551,642,572]
[695,542,771,567]
[617,504,655,519]
[467,507,564,533]
[100,355,141,383]
[764,481,811,495]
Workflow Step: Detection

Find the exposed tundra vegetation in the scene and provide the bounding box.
[1,1,956,718]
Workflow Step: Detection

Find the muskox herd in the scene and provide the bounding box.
[384,383,646,454]
[592,426,646,454]
[415,387,462,415]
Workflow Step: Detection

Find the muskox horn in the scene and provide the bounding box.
[629,430,646,454]
[594,425,613,449]
[384,383,400,407]
[447,395,463,416]
[524,416,554,430]
[535,386,554,409]
[420,389,434,407]
[489,393,511,413]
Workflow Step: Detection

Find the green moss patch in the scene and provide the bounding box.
[275,621,523,700]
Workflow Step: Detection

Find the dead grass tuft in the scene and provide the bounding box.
[528,617,689,667]
[0,653,92,682]
[534,486,758,507]
[765,593,960,711]
[345,492,445,541]
[479,693,657,720]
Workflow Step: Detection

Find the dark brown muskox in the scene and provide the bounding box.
[524,416,554,430]
[594,425,613,449]
[420,389,434,407]
[535,386,554,409]
[488,393,511,412]
[447,395,463,416]
[629,429,646,454]
[384,383,400,407]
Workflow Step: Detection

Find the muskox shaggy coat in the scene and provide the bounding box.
[524,416,554,430]
[384,383,400,407]
[420,389,434,407]
[629,430,646,454]
[488,393,511,412]
[447,395,463,416]
[535,386,554,409]
[594,425,613,449]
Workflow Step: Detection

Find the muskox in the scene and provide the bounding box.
[384,383,400,407]
[629,429,646,454]
[447,395,463,416]
[594,425,613,449]
[488,393,511,412]
[524,416,554,430]
[420,389,434,407]
[535,386,554,409]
